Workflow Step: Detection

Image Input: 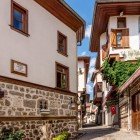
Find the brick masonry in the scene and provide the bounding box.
[0,81,78,139]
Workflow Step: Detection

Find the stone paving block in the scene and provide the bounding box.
[78,126,140,140]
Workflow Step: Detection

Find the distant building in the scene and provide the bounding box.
[78,56,90,127]
[90,0,140,129]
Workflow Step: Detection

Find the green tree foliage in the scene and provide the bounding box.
[0,130,24,140]
[102,59,140,87]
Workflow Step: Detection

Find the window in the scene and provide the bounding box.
[56,63,69,90]
[11,1,28,36]
[116,30,122,47]
[109,54,120,66]
[57,32,67,56]
[111,29,129,48]
[117,17,126,28]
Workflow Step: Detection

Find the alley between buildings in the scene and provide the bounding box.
[77,126,140,140]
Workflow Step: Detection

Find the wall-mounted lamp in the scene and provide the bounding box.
[0,89,4,98]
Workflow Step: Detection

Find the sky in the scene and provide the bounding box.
[65,0,97,99]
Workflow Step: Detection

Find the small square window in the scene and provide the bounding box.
[11,1,28,35]
[56,63,69,90]
[117,17,126,28]
[57,32,67,56]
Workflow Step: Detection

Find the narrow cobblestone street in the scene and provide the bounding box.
[77,126,140,140]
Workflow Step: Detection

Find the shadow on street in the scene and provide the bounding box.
[76,125,119,140]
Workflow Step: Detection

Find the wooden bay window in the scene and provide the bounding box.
[56,63,69,90]
[57,31,67,56]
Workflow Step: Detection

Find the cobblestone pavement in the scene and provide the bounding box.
[77,126,140,140]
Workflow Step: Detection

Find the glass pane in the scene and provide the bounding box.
[117,32,122,47]
[118,22,125,28]
[118,18,126,28]
[14,9,22,22]
[13,19,22,30]
[58,45,65,53]
[58,34,66,54]
[61,74,67,89]
[13,9,24,30]
[57,72,61,88]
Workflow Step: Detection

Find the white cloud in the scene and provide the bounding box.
[80,51,87,56]
[87,57,96,83]
[85,25,92,38]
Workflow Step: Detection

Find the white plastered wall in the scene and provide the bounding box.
[78,61,86,92]
[0,0,77,93]
[108,15,140,55]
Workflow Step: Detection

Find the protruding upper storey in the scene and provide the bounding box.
[90,0,140,52]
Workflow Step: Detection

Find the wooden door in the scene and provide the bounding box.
[132,92,140,131]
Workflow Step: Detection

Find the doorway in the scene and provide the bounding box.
[132,92,140,131]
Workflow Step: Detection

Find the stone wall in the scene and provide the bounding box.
[0,82,76,117]
[120,116,128,131]
[0,119,78,140]
[0,80,78,139]
[119,95,128,131]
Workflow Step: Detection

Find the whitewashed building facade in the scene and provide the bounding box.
[0,0,85,139]
[90,0,140,127]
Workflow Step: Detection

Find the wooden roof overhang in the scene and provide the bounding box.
[34,0,85,43]
[119,67,140,93]
[90,0,140,52]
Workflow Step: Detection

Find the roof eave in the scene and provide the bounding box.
[90,1,140,52]
[34,0,86,43]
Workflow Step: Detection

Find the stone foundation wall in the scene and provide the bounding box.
[0,82,77,117]
[0,80,78,139]
[0,119,78,140]
[119,102,128,131]
[120,116,128,131]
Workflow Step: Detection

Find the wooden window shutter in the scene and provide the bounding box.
[122,29,129,47]
[102,45,107,60]
[111,29,117,47]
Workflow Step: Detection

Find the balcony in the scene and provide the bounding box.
[93,82,103,105]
